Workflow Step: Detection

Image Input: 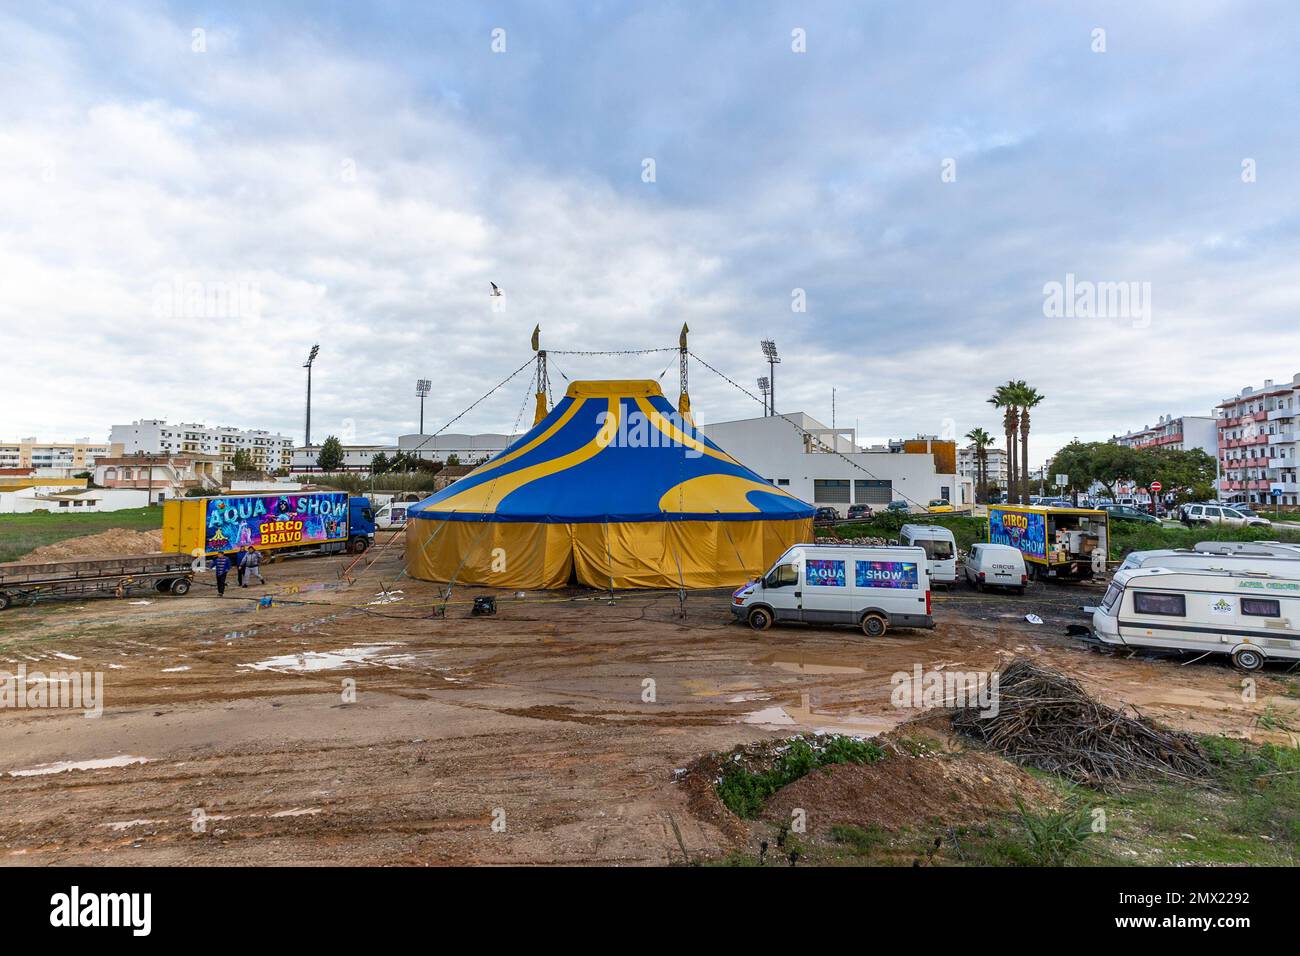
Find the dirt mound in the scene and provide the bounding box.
[761,731,1057,833]
[20,529,164,563]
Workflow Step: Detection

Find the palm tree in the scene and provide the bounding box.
[988,384,1020,502]
[1009,381,1045,506]
[965,427,994,503]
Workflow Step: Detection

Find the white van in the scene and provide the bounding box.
[732,544,933,637]
[373,502,409,529]
[963,543,1028,593]
[899,524,957,586]
[1120,548,1300,579]
[1091,567,1300,671]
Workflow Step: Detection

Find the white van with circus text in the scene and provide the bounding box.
[731,544,934,637]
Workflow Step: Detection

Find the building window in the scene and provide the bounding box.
[854,478,892,504]
[813,479,850,504]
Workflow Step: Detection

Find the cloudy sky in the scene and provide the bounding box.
[3,1,1299,465]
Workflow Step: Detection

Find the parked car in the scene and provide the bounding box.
[886,500,911,513]
[963,543,1028,594]
[813,506,841,526]
[1097,503,1161,524]
[1181,503,1270,528]
[846,503,874,520]
[926,498,954,514]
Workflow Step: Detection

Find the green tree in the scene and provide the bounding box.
[446,453,461,467]
[371,452,390,475]
[232,448,255,472]
[317,435,344,471]
[988,384,1021,503]
[1009,381,1045,507]
[965,427,994,503]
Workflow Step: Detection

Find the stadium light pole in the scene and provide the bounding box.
[757,376,770,412]
[303,344,320,447]
[760,339,780,416]
[416,378,432,434]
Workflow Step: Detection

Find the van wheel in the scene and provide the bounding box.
[861,613,888,638]
[1232,647,1264,672]
[170,578,191,596]
[747,607,773,632]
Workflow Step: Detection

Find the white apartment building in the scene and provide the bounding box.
[958,444,1009,489]
[699,413,969,515]
[1113,414,1218,457]
[1216,373,1300,506]
[110,420,294,471]
[0,438,121,475]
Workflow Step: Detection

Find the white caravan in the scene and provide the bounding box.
[732,544,933,637]
[1091,567,1300,671]
[1119,548,1300,579]
[899,524,958,586]
[1197,540,1300,558]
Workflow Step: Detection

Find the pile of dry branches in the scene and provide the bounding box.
[951,658,1210,786]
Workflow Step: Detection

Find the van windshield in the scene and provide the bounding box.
[917,539,954,561]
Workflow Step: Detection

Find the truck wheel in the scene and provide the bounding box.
[747,607,773,631]
[170,578,191,596]
[1232,647,1264,672]
[349,537,369,554]
[0,592,11,611]
[155,579,172,593]
[861,613,888,637]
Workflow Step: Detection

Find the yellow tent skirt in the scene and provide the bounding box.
[405,518,813,590]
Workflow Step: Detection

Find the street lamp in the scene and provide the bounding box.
[303,344,320,447]
[760,339,780,416]
[416,378,432,434]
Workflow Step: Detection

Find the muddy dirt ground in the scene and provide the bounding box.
[1,537,1297,866]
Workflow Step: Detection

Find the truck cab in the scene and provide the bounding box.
[348,497,377,552]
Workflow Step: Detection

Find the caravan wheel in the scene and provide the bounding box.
[1232,647,1264,672]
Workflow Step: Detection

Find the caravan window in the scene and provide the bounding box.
[1101,583,1123,611]
[1133,592,1186,617]
[1242,598,1281,618]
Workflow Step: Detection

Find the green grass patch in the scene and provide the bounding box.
[0,507,163,563]
[715,735,885,819]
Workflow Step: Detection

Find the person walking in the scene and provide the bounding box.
[212,551,233,597]
[236,546,249,587]
[243,546,264,587]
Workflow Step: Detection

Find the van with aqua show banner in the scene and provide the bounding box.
[731,544,933,637]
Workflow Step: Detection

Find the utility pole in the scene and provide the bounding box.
[416,379,432,434]
[303,344,320,447]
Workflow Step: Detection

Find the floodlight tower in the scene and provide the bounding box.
[303,344,320,446]
[760,339,780,416]
[416,379,432,434]
[757,376,770,410]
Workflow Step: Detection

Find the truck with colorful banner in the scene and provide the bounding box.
[987,505,1109,581]
[162,492,376,560]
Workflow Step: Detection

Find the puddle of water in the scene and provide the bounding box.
[742,705,797,726]
[50,652,80,661]
[8,755,151,777]
[271,807,322,817]
[239,644,395,673]
[161,666,190,673]
[740,693,899,737]
[756,652,866,675]
[102,819,164,831]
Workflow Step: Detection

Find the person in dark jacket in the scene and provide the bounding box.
[212,551,233,596]
[235,547,249,587]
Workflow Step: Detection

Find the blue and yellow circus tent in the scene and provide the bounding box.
[406,380,814,589]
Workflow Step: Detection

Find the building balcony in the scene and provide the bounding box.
[1268,408,1296,421]
[1269,457,1294,469]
